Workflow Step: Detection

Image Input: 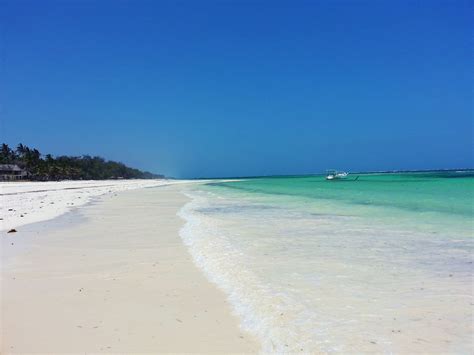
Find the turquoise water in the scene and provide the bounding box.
[179,171,473,353]
[208,171,473,236]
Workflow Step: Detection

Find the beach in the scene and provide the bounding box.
[180,173,473,353]
[1,173,473,353]
[1,182,258,352]
[2,0,471,351]
[0,179,191,232]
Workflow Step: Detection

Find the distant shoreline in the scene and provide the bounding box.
[0,179,192,232]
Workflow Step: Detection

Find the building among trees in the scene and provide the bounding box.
[0,164,28,180]
[0,143,162,181]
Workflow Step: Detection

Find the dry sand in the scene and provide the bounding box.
[1,185,259,353]
[0,179,192,231]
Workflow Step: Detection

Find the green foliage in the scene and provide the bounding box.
[0,143,163,180]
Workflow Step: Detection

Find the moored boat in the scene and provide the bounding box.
[326,170,348,180]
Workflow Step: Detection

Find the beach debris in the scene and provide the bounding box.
[20,215,24,217]
[8,208,13,211]
[7,229,17,233]
[175,318,183,323]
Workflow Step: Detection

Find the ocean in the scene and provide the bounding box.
[178,171,473,353]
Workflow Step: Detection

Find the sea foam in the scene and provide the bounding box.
[177,176,473,353]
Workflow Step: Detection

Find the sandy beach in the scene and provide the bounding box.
[2,0,471,351]
[0,179,192,232]
[1,183,258,352]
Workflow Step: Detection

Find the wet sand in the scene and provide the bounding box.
[1,185,258,352]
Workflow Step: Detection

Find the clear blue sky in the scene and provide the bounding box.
[1,0,472,178]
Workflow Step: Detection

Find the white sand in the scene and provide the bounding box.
[0,179,192,231]
[1,184,258,352]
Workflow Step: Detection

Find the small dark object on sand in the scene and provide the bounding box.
[7,229,17,233]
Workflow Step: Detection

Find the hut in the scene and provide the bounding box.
[0,164,28,180]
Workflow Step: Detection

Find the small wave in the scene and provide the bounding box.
[177,190,323,353]
[176,185,473,354]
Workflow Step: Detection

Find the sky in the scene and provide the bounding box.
[1,0,472,178]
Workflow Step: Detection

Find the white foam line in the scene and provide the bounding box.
[177,189,299,353]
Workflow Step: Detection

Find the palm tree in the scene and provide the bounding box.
[16,143,28,157]
[0,143,15,163]
[2,142,160,180]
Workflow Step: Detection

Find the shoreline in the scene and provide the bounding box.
[1,184,259,352]
[0,179,193,232]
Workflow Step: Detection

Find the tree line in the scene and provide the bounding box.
[0,143,163,180]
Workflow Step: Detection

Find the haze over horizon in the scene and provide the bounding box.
[1,0,472,178]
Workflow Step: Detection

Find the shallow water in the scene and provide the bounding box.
[179,172,473,353]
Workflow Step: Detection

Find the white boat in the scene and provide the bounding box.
[326,170,348,180]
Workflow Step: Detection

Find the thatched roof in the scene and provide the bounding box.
[0,164,24,172]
